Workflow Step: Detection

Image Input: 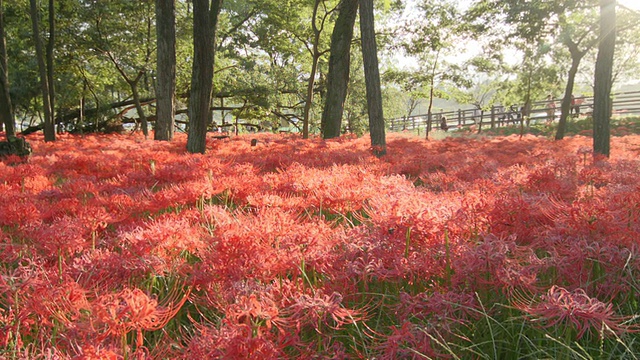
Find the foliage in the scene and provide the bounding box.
[1,129,640,357]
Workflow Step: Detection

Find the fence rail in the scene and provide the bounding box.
[388,91,640,133]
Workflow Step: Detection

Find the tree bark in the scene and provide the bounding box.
[320,0,357,139]
[187,0,222,154]
[359,0,385,156]
[46,0,54,132]
[593,0,616,157]
[302,0,323,139]
[425,49,440,140]
[155,0,176,141]
[555,47,585,140]
[130,76,148,137]
[29,0,55,142]
[0,0,15,138]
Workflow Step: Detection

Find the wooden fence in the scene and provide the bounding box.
[388,91,640,133]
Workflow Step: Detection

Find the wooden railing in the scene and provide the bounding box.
[388,91,640,133]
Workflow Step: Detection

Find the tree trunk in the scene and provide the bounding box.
[130,76,148,138]
[187,0,222,154]
[155,0,176,141]
[359,0,385,156]
[302,0,322,139]
[0,0,15,138]
[29,0,55,142]
[320,0,357,139]
[425,49,440,140]
[46,0,54,131]
[593,0,616,157]
[555,49,584,140]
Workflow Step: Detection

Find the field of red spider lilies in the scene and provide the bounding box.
[2,130,640,359]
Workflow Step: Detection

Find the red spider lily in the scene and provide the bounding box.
[197,206,341,285]
[225,293,288,337]
[3,130,640,358]
[91,286,190,348]
[72,345,120,360]
[513,285,636,339]
[24,279,92,330]
[117,213,205,269]
[368,321,442,360]
[183,322,287,359]
[396,291,479,326]
[69,248,159,291]
[27,216,93,257]
[0,194,41,227]
[452,234,545,294]
[289,291,362,332]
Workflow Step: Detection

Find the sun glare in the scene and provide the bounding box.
[618,0,640,11]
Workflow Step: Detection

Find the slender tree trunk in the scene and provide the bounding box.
[0,0,15,138]
[155,0,176,141]
[46,0,54,130]
[321,0,357,139]
[359,0,385,156]
[187,0,222,154]
[29,0,55,142]
[555,51,584,140]
[425,49,440,140]
[593,0,616,157]
[79,84,85,135]
[302,0,322,139]
[130,77,148,137]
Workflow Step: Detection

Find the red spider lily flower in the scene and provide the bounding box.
[118,213,205,269]
[396,291,479,326]
[513,285,636,339]
[225,293,288,337]
[183,323,287,359]
[72,345,120,360]
[24,279,92,329]
[92,286,190,348]
[289,291,362,332]
[372,321,443,360]
[452,234,544,294]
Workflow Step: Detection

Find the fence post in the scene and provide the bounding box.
[458,109,462,127]
[491,106,496,129]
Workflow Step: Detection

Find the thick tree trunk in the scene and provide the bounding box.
[0,0,15,138]
[359,0,385,156]
[155,0,176,141]
[187,0,222,154]
[593,0,616,157]
[320,0,357,139]
[29,0,55,142]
